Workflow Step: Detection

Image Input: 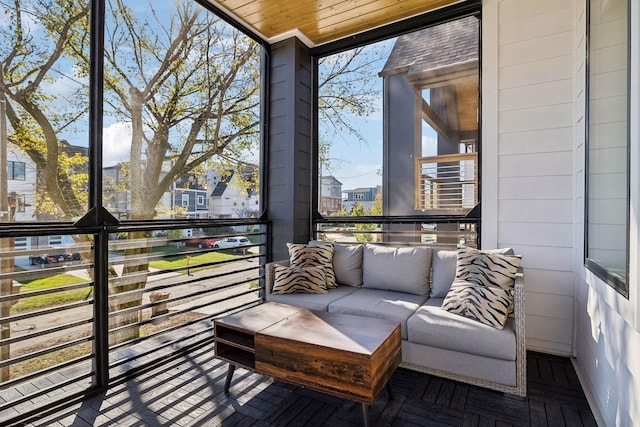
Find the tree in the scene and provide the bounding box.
[1,0,387,345]
[78,0,261,342]
[317,44,389,175]
[0,0,90,220]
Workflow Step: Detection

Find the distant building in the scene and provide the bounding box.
[342,186,381,213]
[208,166,259,219]
[6,142,37,222]
[319,176,342,215]
[174,172,209,219]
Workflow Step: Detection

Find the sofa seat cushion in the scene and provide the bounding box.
[407,298,516,361]
[328,288,428,339]
[265,284,358,311]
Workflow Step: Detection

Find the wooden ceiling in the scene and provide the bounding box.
[207,0,463,46]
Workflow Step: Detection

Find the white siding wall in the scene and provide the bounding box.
[485,0,577,355]
[572,0,640,425]
[487,0,640,424]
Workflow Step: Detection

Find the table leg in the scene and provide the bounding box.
[361,403,369,427]
[224,364,236,395]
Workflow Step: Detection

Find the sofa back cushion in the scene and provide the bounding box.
[362,244,431,295]
[431,247,515,298]
[309,241,364,287]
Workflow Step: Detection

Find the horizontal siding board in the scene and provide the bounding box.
[501,245,573,273]
[499,79,573,111]
[525,314,574,348]
[589,43,627,74]
[589,96,627,124]
[499,128,573,155]
[527,337,572,355]
[499,7,573,45]
[589,69,627,99]
[499,31,573,68]
[499,176,574,200]
[499,151,574,177]
[525,292,574,320]
[589,121,626,148]
[500,222,573,248]
[499,199,573,223]
[498,0,571,24]
[522,268,576,296]
[499,56,573,89]
[498,104,573,133]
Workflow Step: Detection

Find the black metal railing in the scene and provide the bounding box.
[0,220,267,424]
[313,216,479,248]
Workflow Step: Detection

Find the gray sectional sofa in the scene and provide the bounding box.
[264,243,526,397]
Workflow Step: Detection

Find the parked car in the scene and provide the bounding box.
[29,252,80,265]
[185,237,217,249]
[213,236,251,250]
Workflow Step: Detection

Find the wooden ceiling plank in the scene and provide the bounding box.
[248,0,373,37]
[265,0,437,32]
[211,0,461,45]
[311,0,457,44]
[216,0,267,17]
[245,0,352,26]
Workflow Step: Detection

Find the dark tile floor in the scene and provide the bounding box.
[18,345,598,427]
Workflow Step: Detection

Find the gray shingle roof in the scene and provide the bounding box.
[380,16,479,77]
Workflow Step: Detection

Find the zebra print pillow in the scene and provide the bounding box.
[455,245,521,289]
[441,246,522,329]
[441,279,513,329]
[272,265,328,294]
[287,243,337,288]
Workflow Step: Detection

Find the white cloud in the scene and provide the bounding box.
[103,122,132,166]
[422,135,437,157]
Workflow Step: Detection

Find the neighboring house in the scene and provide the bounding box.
[319,175,342,215]
[102,164,130,220]
[379,17,479,218]
[342,186,380,213]
[103,160,210,220]
[6,142,37,223]
[7,141,89,253]
[173,173,209,219]
[208,167,259,219]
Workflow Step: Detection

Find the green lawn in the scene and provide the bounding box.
[149,250,237,270]
[11,248,240,313]
[11,274,92,313]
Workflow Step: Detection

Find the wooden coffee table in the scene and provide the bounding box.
[214,302,402,426]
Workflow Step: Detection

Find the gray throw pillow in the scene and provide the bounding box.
[310,241,363,286]
[362,244,431,295]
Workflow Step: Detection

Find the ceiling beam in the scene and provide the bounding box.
[421,99,455,142]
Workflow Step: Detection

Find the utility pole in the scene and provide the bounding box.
[1,63,13,382]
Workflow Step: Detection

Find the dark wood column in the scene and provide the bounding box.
[267,37,313,262]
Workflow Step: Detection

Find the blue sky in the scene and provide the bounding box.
[9,0,439,189]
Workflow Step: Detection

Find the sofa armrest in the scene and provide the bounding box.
[513,266,527,396]
[264,259,290,296]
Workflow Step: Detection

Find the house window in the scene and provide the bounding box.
[197,195,204,205]
[7,161,25,180]
[586,0,629,296]
[181,194,189,207]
